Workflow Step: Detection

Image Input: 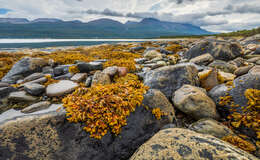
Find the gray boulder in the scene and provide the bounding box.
[1,57,48,84]
[185,39,242,61]
[173,85,219,120]
[144,63,199,98]
[77,62,103,73]
[0,100,172,160]
[130,128,257,160]
[189,118,234,138]
[8,91,37,102]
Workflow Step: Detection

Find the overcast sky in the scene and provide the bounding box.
[0,0,260,32]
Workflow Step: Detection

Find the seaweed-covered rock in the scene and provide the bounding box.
[185,40,242,61]
[209,71,260,113]
[130,128,257,160]
[144,63,199,98]
[0,101,171,160]
[189,118,234,138]
[173,85,219,120]
[142,89,175,123]
[1,57,48,84]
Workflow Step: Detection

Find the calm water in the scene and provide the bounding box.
[0,39,173,51]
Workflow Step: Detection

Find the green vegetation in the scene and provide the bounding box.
[217,27,260,37]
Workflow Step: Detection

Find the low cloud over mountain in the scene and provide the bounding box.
[0,0,260,32]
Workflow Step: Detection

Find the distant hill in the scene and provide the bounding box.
[0,18,212,38]
[217,27,260,37]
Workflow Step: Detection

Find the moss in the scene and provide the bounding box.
[62,73,149,139]
[222,135,256,153]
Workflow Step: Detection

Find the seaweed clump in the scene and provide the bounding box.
[62,73,149,139]
[222,135,256,153]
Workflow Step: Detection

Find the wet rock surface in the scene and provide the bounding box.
[130,128,257,160]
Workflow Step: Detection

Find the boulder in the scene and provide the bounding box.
[91,71,111,86]
[190,53,214,65]
[21,101,51,113]
[189,118,234,138]
[0,82,9,88]
[144,63,199,98]
[209,72,260,113]
[102,66,118,77]
[241,34,260,45]
[70,73,87,82]
[77,62,103,73]
[249,65,260,74]
[143,50,163,60]
[173,85,219,120]
[130,128,257,160]
[229,57,246,68]
[46,80,79,97]
[247,57,260,63]
[209,60,237,73]
[8,91,37,102]
[0,101,172,160]
[1,57,48,84]
[234,64,254,76]
[24,83,45,96]
[185,40,242,61]
[134,58,147,64]
[254,47,260,55]
[142,89,175,123]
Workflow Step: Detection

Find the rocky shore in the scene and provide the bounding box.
[0,35,260,160]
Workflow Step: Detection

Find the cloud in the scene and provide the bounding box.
[0,0,260,32]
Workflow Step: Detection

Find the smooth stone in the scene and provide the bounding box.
[70,73,87,82]
[208,60,237,73]
[77,62,103,73]
[21,101,51,113]
[102,66,118,77]
[8,91,37,102]
[234,64,254,76]
[190,53,214,65]
[46,80,79,97]
[53,65,74,77]
[24,83,45,96]
[91,71,111,86]
[173,85,219,120]
[189,118,234,138]
[24,73,45,82]
[130,128,257,160]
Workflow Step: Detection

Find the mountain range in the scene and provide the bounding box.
[0,18,212,38]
